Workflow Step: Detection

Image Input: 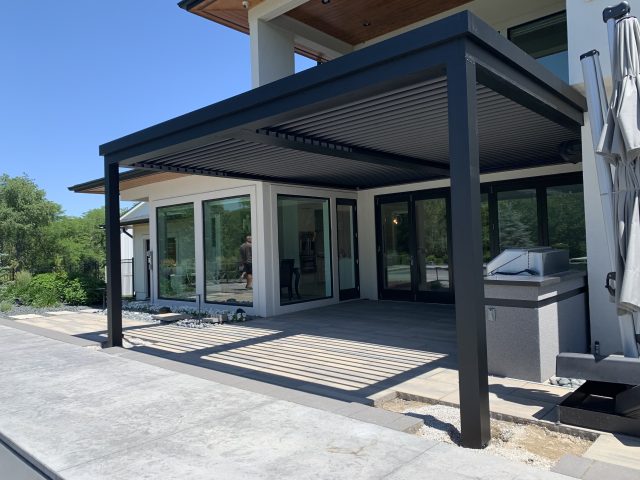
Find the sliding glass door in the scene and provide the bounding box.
[376,191,453,303]
[374,173,586,304]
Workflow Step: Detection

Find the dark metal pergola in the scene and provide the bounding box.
[99,11,585,448]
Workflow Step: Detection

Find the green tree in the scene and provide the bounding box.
[46,207,105,279]
[0,174,61,273]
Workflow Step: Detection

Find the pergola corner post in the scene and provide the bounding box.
[446,44,491,448]
[104,158,123,348]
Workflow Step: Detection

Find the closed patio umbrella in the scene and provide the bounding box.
[597,14,640,355]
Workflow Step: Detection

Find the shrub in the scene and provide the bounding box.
[76,276,105,306]
[23,273,68,307]
[0,271,102,308]
[0,301,11,313]
[63,278,88,305]
[10,271,33,301]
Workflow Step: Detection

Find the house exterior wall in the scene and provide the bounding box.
[116,1,635,359]
[124,160,582,318]
[123,175,358,317]
[245,0,639,355]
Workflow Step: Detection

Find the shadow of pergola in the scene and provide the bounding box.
[121,301,459,403]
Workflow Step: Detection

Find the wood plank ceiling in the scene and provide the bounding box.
[186,0,472,60]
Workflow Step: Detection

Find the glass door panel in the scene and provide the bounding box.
[415,197,450,294]
[337,199,359,300]
[380,200,412,292]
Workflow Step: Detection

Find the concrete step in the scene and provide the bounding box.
[151,313,189,323]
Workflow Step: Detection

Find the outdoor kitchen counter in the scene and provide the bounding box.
[483,270,588,383]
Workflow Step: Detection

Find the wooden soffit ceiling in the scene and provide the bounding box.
[187,0,472,59]
[287,0,473,45]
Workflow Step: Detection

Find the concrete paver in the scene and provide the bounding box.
[0,324,570,479]
[583,434,640,470]
[14,312,149,339]
[553,454,640,480]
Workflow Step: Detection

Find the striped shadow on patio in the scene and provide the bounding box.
[200,333,445,391]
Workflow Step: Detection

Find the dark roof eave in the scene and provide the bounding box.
[68,169,154,193]
[121,218,150,227]
[177,0,205,11]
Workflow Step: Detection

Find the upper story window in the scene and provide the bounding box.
[508,11,568,83]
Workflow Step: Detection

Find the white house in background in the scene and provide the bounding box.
[119,202,149,299]
[69,0,635,358]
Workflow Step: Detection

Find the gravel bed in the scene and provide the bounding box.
[0,301,252,326]
[382,398,592,470]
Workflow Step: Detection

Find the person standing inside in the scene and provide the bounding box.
[239,235,253,289]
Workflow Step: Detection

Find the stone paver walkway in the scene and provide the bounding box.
[12,312,149,340]
[0,324,569,479]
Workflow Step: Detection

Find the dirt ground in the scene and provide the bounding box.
[381,398,593,469]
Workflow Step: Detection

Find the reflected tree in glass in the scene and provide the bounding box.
[157,203,196,301]
[203,196,252,306]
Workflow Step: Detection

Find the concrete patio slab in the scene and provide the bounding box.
[3,302,580,430]
[44,310,78,316]
[0,324,571,480]
[8,314,43,320]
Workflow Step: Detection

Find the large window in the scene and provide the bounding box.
[203,196,253,306]
[157,203,196,301]
[508,12,568,83]
[547,184,587,266]
[497,189,539,251]
[277,195,332,305]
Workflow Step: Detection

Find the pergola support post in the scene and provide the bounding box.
[447,47,491,448]
[104,159,123,348]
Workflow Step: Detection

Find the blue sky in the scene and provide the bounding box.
[0,1,314,216]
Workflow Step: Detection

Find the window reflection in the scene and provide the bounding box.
[277,195,332,305]
[203,196,253,306]
[547,185,587,266]
[497,189,538,250]
[509,12,569,83]
[157,204,196,301]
